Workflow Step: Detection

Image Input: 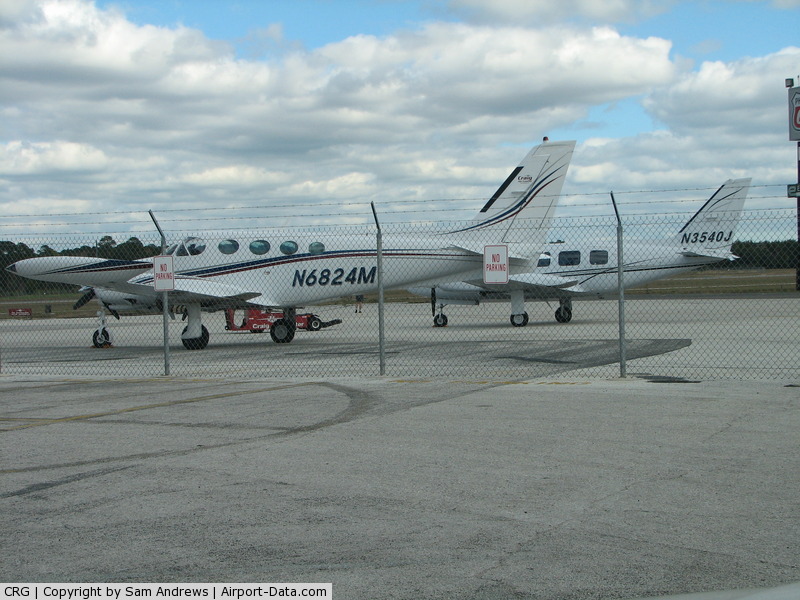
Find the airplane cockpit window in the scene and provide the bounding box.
[590,250,608,265]
[537,252,551,267]
[219,239,239,255]
[280,241,298,255]
[165,244,178,255]
[309,242,325,255]
[558,251,581,266]
[249,240,270,255]
[176,237,206,257]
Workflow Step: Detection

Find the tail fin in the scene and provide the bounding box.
[677,178,751,259]
[451,139,576,242]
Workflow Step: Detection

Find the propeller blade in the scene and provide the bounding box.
[431,287,436,316]
[73,288,96,310]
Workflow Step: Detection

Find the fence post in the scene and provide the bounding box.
[611,193,627,378]
[149,210,170,377]
[371,202,386,375]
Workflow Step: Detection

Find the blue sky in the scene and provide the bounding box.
[103,0,795,61]
[1,0,799,234]
[93,0,800,143]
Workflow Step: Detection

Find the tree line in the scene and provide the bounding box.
[0,236,797,297]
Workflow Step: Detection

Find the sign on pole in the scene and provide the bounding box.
[790,86,800,141]
[483,245,509,284]
[153,255,175,291]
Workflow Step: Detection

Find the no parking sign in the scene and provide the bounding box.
[153,255,175,291]
[483,245,508,284]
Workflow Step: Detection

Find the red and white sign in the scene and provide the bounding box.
[483,245,509,284]
[8,308,32,317]
[153,255,175,291]
[790,87,800,141]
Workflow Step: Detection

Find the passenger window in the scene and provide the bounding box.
[280,241,298,255]
[309,242,325,255]
[558,251,581,266]
[590,250,608,265]
[537,253,551,267]
[218,239,239,255]
[249,240,270,255]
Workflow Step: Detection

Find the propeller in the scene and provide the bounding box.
[73,287,96,310]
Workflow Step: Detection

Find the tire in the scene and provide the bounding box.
[307,317,322,332]
[433,313,448,327]
[92,328,110,348]
[181,325,210,350]
[270,318,296,343]
[510,312,529,327]
[555,306,572,323]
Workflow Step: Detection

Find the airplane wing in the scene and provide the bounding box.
[679,249,738,260]
[168,277,266,306]
[465,272,583,294]
[103,276,269,308]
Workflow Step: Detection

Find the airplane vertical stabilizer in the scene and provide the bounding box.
[450,140,576,244]
[677,178,751,258]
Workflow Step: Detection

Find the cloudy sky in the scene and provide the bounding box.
[1,0,799,236]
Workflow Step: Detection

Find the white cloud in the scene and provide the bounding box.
[643,47,800,137]
[0,0,795,234]
[0,140,108,175]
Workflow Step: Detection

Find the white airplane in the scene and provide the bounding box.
[408,177,751,327]
[6,139,576,349]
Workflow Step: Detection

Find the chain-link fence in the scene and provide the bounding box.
[1,208,798,380]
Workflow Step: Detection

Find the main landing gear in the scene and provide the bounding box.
[181,304,209,350]
[509,290,528,328]
[555,298,573,323]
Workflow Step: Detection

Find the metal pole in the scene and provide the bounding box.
[149,210,170,376]
[370,202,386,375]
[611,192,626,378]
[796,142,799,291]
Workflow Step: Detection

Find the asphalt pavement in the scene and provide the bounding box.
[2,375,798,599]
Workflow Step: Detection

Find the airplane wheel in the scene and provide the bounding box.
[433,313,448,327]
[92,328,110,348]
[270,318,296,343]
[181,325,209,350]
[307,317,322,332]
[555,306,572,323]
[510,312,529,327]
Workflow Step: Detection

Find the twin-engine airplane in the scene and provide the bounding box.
[7,139,576,349]
[409,178,751,326]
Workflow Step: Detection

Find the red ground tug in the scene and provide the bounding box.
[224,309,341,334]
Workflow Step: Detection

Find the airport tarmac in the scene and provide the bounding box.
[1,296,799,380]
[1,375,799,599]
[1,296,799,598]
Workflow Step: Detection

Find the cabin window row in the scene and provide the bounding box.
[537,250,609,267]
[170,237,326,257]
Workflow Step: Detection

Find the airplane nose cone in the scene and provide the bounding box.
[6,263,16,273]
